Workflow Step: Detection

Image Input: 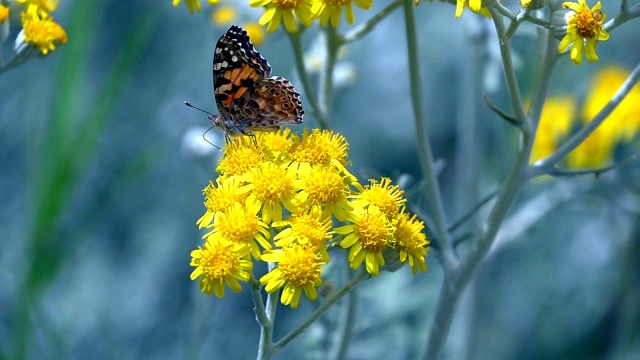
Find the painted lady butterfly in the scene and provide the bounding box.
[210,25,304,136]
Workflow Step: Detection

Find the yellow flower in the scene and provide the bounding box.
[394,212,429,275]
[260,244,325,308]
[455,0,482,18]
[210,5,237,26]
[190,236,253,298]
[196,177,250,229]
[297,164,354,222]
[350,178,406,221]
[566,129,615,169]
[216,136,267,178]
[557,0,609,65]
[17,0,58,14]
[20,4,67,55]
[0,5,9,24]
[273,207,333,262]
[256,128,295,155]
[250,0,312,33]
[567,66,640,168]
[206,202,272,260]
[173,0,219,13]
[335,205,395,276]
[243,161,302,223]
[312,0,374,27]
[531,96,577,163]
[289,128,350,168]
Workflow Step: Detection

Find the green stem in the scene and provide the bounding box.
[328,271,358,360]
[250,274,269,328]
[605,3,640,32]
[504,8,530,40]
[272,271,370,354]
[402,0,457,266]
[535,155,637,178]
[287,29,327,128]
[318,25,339,129]
[0,50,36,75]
[423,10,559,360]
[454,16,487,224]
[491,7,530,132]
[256,264,279,360]
[343,0,403,43]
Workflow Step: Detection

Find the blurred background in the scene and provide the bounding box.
[1,0,639,359]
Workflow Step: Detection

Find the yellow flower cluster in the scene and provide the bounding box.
[532,66,640,169]
[175,0,375,32]
[190,129,430,308]
[249,0,374,32]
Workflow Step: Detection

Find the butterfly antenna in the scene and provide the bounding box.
[184,101,216,117]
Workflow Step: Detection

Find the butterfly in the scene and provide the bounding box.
[210,25,304,137]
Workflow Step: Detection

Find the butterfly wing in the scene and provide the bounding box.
[238,76,304,131]
[213,25,271,120]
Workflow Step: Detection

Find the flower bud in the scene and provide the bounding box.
[551,9,573,40]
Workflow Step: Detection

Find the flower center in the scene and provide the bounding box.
[574,9,602,39]
[217,208,260,243]
[279,246,322,287]
[251,165,294,204]
[303,168,345,206]
[355,212,392,252]
[202,243,239,278]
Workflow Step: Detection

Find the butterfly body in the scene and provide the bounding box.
[211,25,304,136]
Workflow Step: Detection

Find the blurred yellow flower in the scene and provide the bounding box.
[210,5,237,26]
[566,130,615,169]
[20,4,67,55]
[582,66,640,141]
[531,96,577,163]
[557,0,609,65]
[251,0,312,33]
[17,0,58,14]
[241,22,266,46]
[0,5,8,25]
[567,66,640,168]
[173,0,218,14]
[312,0,373,27]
